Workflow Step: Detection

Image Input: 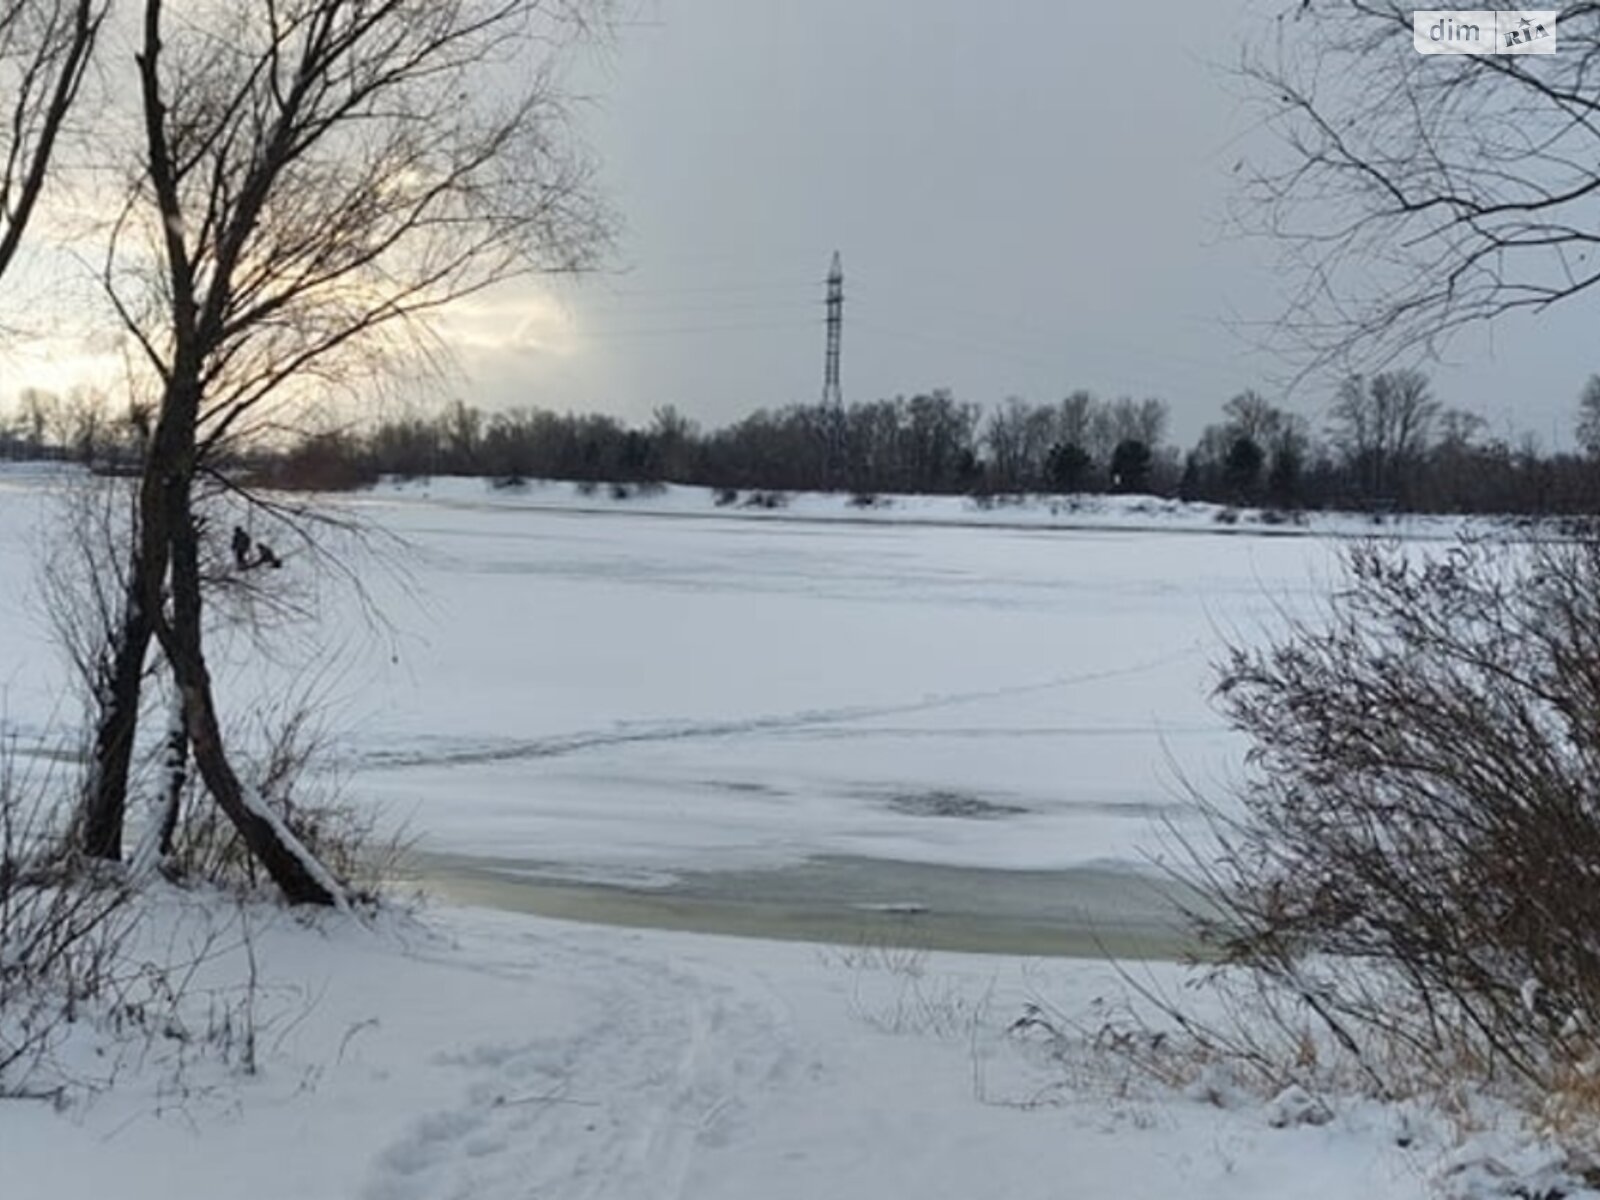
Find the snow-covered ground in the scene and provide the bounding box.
[4,468,1569,1197]
[7,894,1543,1200]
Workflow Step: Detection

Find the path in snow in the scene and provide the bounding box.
[352,912,1434,1200]
[362,924,799,1200]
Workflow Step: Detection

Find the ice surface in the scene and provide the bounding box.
[0,469,1410,887]
[324,479,1369,882]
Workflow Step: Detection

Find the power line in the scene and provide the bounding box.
[849,316,1231,401]
[849,288,1230,376]
[575,297,823,319]
[587,279,823,298]
[578,317,819,340]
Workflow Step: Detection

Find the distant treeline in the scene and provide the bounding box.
[9,372,1600,515]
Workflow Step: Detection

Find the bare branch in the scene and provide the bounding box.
[1236,3,1600,376]
[0,0,105,284]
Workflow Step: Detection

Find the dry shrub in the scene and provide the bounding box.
[1196,535,1600,1099]
[819,939,993,1040]
[165,704,408,903]
[0,745,136,1094]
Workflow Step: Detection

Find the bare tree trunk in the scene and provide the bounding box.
[112,354,344,905]
[78,598,153,860]
[155,693,185,858]
[76,390,181,862]
[160,449,342,908]
[172,671,340,906]
[127,688,186,882]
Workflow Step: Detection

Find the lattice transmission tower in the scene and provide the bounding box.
[822,251,843,408]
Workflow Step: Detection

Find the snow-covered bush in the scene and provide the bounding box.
[1197,536,1600,1095]
[742,490,789,510]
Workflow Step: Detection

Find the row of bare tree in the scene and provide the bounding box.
[92,368,1600,517]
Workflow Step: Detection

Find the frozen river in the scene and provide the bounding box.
[340,482,1357,951]
[1,472,1397,952]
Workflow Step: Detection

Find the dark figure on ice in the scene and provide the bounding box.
[231,525,283,570]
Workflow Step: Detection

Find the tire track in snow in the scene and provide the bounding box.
[355,647,1202,773]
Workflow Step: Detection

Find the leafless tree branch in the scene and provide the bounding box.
[1236,2,1600,376]
[0,0,105,286]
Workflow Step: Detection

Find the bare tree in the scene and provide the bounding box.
[1110,396,1168,452]
[13,386,56,453]
[1239,4,1600,373]
[1326,368,1437,501]
[984,396,1056,491]
[76,0,612,904]
[1576,374,1600,458]
[1435,406,1486,452]
[61,385,108,463]
[1056,390,1093,444]
[1082,396,1167,476]
[1086,402,1118,469]
[904,390,977,492]
[0,0,104,286]
[1221,389,1283,446]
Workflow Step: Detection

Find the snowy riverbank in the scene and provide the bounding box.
[7,891,1557,1200]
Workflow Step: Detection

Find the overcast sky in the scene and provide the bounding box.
[6,1,1596,448]
[439,0,1577,449]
